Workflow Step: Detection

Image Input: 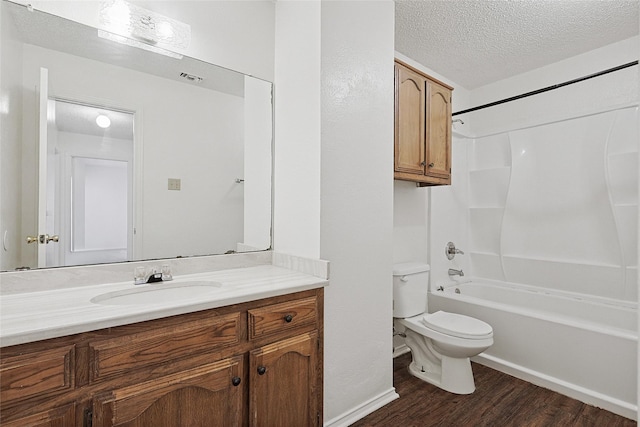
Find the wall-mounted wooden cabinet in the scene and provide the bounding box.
[0,288,323,427]
[394,60,453,186]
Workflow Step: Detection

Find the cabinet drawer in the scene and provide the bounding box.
[0,344,75,404]
[248,297,317,340]
[89,312,240,382]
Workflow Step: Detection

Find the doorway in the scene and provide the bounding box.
[48,99,134,266]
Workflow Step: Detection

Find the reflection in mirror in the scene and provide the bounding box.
[52,100,134,267]
[0,0,273,272]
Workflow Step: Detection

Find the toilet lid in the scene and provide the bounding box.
[421,311,493,339]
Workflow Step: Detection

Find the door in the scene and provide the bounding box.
[26,67,58,268]
[24,70,135,269]
[425,80,451,179]
[395,63,426,175]
[250,333,319,427]
[53,100,134,266]
[92,357,243,427]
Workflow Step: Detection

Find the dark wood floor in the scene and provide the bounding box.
[350,353,636,427]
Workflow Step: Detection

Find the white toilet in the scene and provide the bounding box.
[393,262,493,394]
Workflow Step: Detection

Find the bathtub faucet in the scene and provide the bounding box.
[448,268,464,277]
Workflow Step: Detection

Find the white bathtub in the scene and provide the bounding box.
[428,279,638,420]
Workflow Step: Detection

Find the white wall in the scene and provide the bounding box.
[320,2,396,425]
[273,0,321,260]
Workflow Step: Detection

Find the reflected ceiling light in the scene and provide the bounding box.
[99,0,190,59]
[96,114,111,129]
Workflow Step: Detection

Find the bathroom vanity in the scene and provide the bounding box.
[0,260,327,427]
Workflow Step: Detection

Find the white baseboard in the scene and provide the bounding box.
[323,388,399,427]
[473,353,637,421]
[393,344,410,358]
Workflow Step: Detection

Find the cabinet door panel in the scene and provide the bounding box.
[395,64,426,174]
[250,332,318,427]
[425,80,451,179]
[0,344,75,404]
[1,403,75,427]
[93,356,243,427]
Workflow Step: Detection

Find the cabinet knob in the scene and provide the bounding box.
[428,163,435,168]
[420,161,426,166]
[232,376,241,386]
[284,314,293,323]
[257,366,267,375]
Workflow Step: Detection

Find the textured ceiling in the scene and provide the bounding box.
[395,0,640,89]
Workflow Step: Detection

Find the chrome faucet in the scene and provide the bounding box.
[134,265,173,285]
[445,242,464,260]
[448,268,464,277]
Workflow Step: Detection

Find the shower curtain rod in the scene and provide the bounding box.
[452,60,638,116]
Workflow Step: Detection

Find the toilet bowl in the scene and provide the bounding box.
[393,262,493,394]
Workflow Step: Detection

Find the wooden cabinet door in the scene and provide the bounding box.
[1,403,75,427]
[395,63,426,175]
[425,79,452,180]
[92,357,243,427]
[250,332,319,427]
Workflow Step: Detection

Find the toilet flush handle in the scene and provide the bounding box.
[400,276,409,282]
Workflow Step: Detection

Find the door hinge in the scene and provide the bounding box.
[317,411,321,426]
[84,408,93,427]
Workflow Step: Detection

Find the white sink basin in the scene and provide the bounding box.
[90,281,223,306]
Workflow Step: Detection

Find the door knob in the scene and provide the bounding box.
[26,234,59,244]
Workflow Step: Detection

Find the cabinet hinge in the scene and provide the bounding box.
[317,411,321,426]
[84,408,93,427]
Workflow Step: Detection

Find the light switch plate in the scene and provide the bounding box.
[168,178,181,190]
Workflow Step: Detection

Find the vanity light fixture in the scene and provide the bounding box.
[96,114,111,129]
[99,0,190,59]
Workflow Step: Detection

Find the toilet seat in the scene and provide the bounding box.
[421,311,492,340]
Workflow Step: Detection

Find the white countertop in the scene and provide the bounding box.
[1,265,327,347]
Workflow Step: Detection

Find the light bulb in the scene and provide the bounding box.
[96,114,111,129]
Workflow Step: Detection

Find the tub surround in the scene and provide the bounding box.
[0,251,329,347]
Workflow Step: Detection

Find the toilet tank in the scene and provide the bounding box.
[393,262,430,318]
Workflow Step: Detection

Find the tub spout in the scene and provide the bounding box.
[448,268,464,277]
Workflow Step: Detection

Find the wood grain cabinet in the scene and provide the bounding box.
[92,357,243,427]
[394,59,453,186]
[0,288,324,427]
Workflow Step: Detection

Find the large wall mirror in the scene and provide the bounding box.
[0,0,273,272]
